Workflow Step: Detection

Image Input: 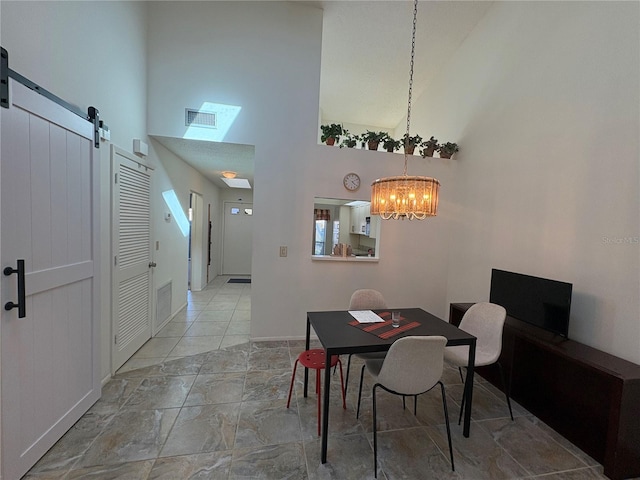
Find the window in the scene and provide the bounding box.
[314,220,327,255]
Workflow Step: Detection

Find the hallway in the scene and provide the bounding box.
[118,276,251,374]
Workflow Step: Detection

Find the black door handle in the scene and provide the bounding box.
[4,259,25,318]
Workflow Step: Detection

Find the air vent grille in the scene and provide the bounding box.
[185,109,217,128]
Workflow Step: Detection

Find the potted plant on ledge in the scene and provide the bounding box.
[382,136,402,153]
[438,142,459,159]
[320,123,344,146]
[361,131,389,151]
[402,133,423,155]
[341,131,360,148]
[420,136,439,158]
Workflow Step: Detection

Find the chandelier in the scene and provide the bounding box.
[370,0,440,220]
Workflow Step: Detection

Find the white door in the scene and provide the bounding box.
[222,202,253,275]
[111,146,153,371]
[0,78,101,479]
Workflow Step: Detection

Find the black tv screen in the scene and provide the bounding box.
[489,269,572,338]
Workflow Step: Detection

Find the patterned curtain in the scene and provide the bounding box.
[314,209,330,221]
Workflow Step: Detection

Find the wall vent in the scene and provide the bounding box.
[185,108,217,128]
[156,281,172,327]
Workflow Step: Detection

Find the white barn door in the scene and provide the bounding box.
[111,146,153,371]
[0,78,101,479]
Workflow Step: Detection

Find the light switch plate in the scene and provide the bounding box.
[279,246,287,257]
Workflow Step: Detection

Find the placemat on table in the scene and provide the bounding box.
[349,311,421,339]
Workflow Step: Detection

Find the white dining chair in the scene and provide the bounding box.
[444,302,513,423]
[344,289,388,394]
[356,335,455,477]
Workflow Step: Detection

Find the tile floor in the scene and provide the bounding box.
[25,276,620,479]
[117,275,252,374]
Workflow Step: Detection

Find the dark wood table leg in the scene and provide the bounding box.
[304,316,310,397]
[463,339,476,437]
[320,347,332,463]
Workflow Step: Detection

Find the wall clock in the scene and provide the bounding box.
[343,172,361,191]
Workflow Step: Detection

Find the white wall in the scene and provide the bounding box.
[146,1,455,341]
[1,1,148,148]
[220,189,254,204]
[407,1,639,363]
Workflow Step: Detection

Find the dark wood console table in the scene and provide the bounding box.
[450,303,640,480]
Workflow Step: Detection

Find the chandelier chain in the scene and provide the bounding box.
[404,0,418,176]
[370,0,439,221]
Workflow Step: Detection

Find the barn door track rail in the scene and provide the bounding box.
[1,46,101,148]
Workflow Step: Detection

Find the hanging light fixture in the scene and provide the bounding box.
[370,0,440,220]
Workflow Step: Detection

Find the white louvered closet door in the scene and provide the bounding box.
[111,145,153,371]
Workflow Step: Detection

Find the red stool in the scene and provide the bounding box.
[287,349,347,436]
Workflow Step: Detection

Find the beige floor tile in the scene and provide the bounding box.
[170,336,223,356]
[214,293,243,301]
[205,300,239,310]
[226,320,250,335]
[231,309,251,322]
[188,291,216,302]
[132,337,181,359]
[117,357,166,374]
[156,322,191,337]
[197,309,234,322]
[220,335,251,349]
[186,321,230,336]
[186,302,209,311]
[236,298,252,310]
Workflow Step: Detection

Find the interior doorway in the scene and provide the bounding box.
[207,203,212,283]
[188,191,205,291]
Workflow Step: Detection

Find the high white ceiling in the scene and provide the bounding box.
[319,0,493,128]
[158,1,493,187]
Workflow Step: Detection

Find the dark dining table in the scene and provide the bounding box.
[305,307,477,464]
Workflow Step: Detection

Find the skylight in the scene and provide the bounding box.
[182,101,241,142]
[221,178,252,189]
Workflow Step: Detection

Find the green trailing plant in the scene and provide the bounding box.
[320,123,344,145]
[438,142,459,159]
[360,131,389,151]
[402,133,423,154]
[382,137,402,153]
[420,136,439,158]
